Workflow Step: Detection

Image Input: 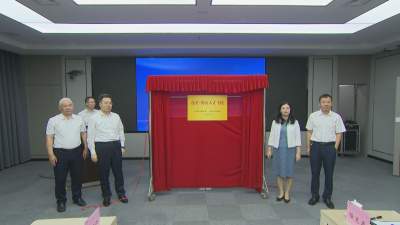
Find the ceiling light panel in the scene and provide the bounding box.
[211,0,334,6]
[0,0,51,23]
[73,0,196,5]
[27,23,369,34]
[347,0,400,25]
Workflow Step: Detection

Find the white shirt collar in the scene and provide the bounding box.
[318,110,332,116]
[99,111,112,117]
[85,108,98,113]
[60,113,75,120]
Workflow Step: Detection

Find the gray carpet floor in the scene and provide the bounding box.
[0,156,399,225]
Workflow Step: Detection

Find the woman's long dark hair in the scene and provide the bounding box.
[275,102,296,124]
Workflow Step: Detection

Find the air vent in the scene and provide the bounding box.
[32,0,60,5]
[344,0,373,7]
[0,32,20,38]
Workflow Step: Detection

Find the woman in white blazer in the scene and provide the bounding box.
[266,102,301,203]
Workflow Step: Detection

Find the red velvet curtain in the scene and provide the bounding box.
[147,75,268,192]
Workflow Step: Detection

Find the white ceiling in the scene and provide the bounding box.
[0,0,400,55]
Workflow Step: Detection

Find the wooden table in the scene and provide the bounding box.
[320,210,400,225]
[31,216,117,225]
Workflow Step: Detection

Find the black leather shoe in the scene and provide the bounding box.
[73,198,87,207]
[119,195,129,203]
[323,198,335,209]
[276,195,284,202]
[284,197,290,203]
[103,197,111,207]
[308,196,319,205]
[57,201,66,212]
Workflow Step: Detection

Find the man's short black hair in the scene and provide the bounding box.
[84,96,95,104]
[319,93,332,102]
[98,93,112,103]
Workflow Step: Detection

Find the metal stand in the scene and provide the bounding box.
[339,123,360,156]
[261,88,269,199]
[147,92,156,201]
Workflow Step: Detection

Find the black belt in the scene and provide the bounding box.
[95,140,120,144]
[312,141,335,145]
[54,145,81,151]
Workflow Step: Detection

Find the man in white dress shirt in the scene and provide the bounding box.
[306,94,346,209]
[46,98,88,212]
[88,94,128,207]
[78,96,99,128]
[78,96,99,184]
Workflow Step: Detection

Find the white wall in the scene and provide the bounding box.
[394,76,400,175]
[21,56,63,158]
[337,56,371,84]
[63,57,92,113]
[337,56,371,155]
[308,56,338,113]
[368,53,400,162]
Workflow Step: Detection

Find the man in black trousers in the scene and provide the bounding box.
[87,94,128,206]
[306,94,346,209]
[46,97,88,212]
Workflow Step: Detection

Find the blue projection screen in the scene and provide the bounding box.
[136,57,266,131]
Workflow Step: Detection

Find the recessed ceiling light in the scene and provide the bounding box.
[211,0,334,6]
[347,0,400,25]
[26,23,368,34]
[1,0,51,24]
[73,0,196,5]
